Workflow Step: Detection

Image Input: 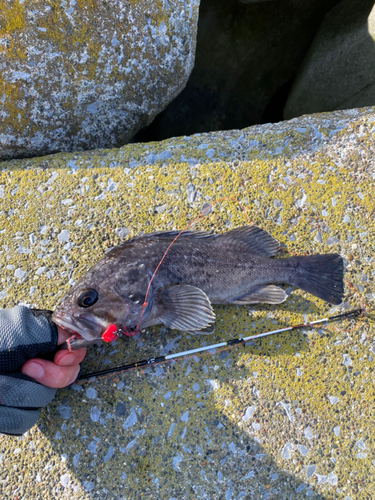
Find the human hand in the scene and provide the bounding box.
[0,306,86,435]
[21,326,86,389]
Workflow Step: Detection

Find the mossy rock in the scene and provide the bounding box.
[0,0,199,160]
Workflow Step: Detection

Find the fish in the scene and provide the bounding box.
[52,226,344,349]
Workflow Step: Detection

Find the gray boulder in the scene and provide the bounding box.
[0,0,199,160]
[284,0,375,118]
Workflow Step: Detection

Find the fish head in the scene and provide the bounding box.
[52,264,152,341]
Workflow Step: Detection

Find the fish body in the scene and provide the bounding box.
[52,226,344,347]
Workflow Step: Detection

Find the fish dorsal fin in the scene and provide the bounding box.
[154,284,215,332]
[130,230,215,243]
[218,226,280,257]
[128,226,279,257]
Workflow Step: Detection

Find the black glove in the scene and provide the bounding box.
[0,306,58,435]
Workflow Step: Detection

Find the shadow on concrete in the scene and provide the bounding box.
[39,295,341,499]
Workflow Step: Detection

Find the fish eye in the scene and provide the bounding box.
[77,289,99,308]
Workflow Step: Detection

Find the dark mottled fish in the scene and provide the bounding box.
[52,226,344,348]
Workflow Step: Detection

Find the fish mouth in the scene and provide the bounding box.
[52,311,105,341]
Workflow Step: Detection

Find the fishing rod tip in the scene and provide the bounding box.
[342,307,365,319]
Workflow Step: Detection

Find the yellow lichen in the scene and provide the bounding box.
[0,0,24,33]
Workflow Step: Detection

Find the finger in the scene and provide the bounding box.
[21,359,81,389]
[54,346,86,366]
[55,325,86,366]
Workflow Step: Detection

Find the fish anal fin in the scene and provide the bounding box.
[155,285,215,332]
[230,285,287,304]
[218,226,280,257]
[188,325,215,336]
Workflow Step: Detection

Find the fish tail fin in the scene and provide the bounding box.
[290,254,344,305]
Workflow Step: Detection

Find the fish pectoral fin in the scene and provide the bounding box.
[155,285,215,332]
[230,285,288,304]
[218,226,280,257]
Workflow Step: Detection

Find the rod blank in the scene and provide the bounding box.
[78,308,363,381]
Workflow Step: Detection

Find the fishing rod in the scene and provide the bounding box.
[77,307,363,382]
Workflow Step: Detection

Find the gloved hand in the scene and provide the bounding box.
[0,305,86,436]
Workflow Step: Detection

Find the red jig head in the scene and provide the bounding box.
[102,324,118,343]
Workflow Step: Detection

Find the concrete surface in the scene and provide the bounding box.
[0,106,374,499]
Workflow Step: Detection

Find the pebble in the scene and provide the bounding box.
[242,406,256,422]
[115,227,129,238]
[73,453,81,467]
[14,268,27,279]
[57,230,69,242]
[122,409,137,429]
[172,455,182,471]
[304,427,313,440]
[328,396,339,405]
[82,481,94,491]
[186,183,197,203]
[86,388,97,399]
[90,406,101,423]
[333,426,340,437]
[296,444,308,456]
[281,442,293,459]
[314,231,322,243]
[180,411,189,422]
[305,464,316,479]
[60,474,69,487]
[57,405,71,420]
[103,446,114,463]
